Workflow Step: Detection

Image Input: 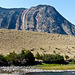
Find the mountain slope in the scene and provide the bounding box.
[0,5,75,35]
[0,29,75,58]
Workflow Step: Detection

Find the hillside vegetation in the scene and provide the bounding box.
[0,29,75,58]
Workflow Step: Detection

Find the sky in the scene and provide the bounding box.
[0,0,75,25]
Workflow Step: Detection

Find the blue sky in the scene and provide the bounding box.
[0,0,75,25]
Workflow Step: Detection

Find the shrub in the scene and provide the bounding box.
[65,55,69,60]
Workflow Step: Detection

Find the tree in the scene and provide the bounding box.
[25,50,35,65]
[19,50,26,60]
[42,54,64,64]
[53,54,64,64]
[42,54,50,63]
[0,54,8,66]
[6,51,19,65]
[18,50,26,65]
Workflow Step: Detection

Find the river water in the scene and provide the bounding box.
[25,72,75,75]
[0,72,75,75]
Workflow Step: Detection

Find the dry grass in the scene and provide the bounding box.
[0,29,75,58]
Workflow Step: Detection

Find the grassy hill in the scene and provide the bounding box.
[0,29,75,58]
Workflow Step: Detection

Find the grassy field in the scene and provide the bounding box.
[35,63,75,70]
[0,29,75,58]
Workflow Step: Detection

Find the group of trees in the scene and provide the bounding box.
[0,50,75,66]
[42,54,64,64]
[0,50,35,66]
[35,52,75,64]
[35,52,65,64]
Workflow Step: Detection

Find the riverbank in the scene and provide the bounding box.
[0,66,75,75]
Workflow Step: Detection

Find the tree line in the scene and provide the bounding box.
[0,50,75,66]
[0,50,35,66]
[35,52,75,64]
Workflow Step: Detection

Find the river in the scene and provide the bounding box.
[0,72,75,75]
[25,72,75,75]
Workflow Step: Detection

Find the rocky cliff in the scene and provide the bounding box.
[0,5,75,35]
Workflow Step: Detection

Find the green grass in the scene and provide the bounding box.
[34,63,75,70]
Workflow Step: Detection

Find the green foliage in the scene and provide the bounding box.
[19,50,26,60]
[6,51,19,65]
[0,54,6,62]
[0,49,74,66]
[0,54,8,66]
[42,54,52,63]
[42,54,64,64]
[65,55,69,60]
[5,50,35,66]
[53,54,64,64]
[18,50,26,65]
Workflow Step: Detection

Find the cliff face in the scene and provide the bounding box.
[0,5,75,35]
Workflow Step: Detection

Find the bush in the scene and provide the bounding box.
[65,55,69,60]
